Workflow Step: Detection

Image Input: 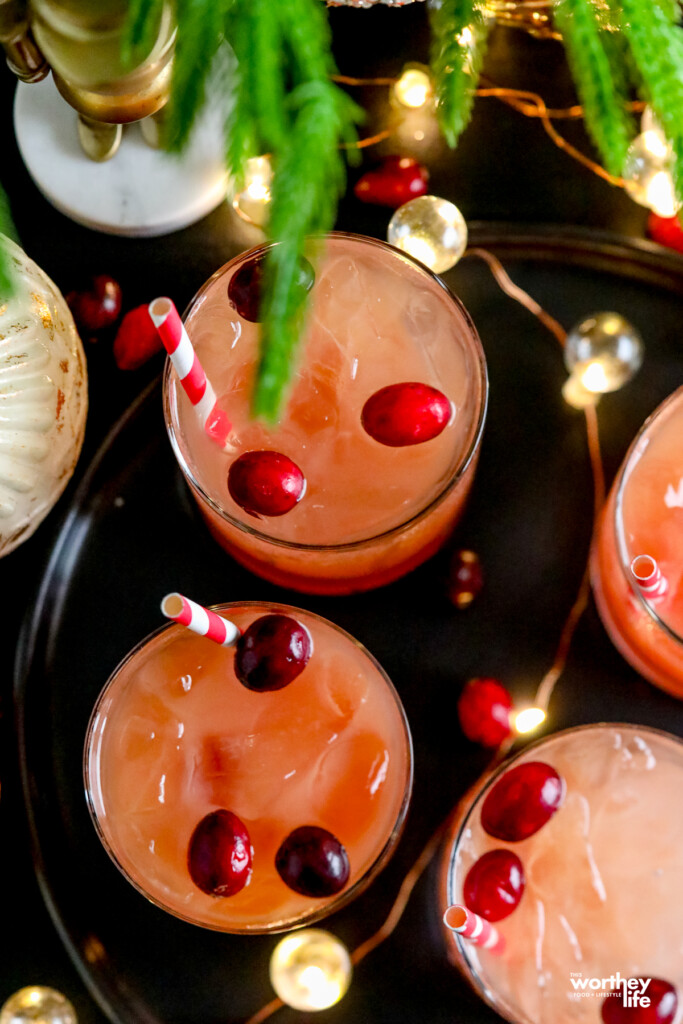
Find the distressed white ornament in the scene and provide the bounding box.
[0,237,87,556]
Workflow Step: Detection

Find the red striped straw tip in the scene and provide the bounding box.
[161,593,241,647]
[630,554,668,598]
[443,905,506,954]
[148,297,233,448]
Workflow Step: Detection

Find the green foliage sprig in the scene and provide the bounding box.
[428,0,489,149]
[554,0,633,176]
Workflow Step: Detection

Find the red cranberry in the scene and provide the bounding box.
[463,849,525,922]
[354,155,429,208]
[187,809,253,897]
[481,761,564,842]
[67,275,122,332]
[457,678,512,748]
[227,252,314,323]
[647,211,683,254]
[361,382,453,447]
[275,825,350,897]
[112,305,163,370]
[227,450,306,518]
[234,614,312,691]
[447,549,484,608]
[601,979,677,1024]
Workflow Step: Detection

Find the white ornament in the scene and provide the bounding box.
[387,195,468,273]
[0,237,87,556]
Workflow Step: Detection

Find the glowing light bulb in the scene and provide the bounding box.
[387,195,468,273]
[0,987,78,1024]
[230,155,273,227]
[563,312,643,400]
[269,930,352,1012]
[562,373,600,410]
[514,707,546,734]
[623,132,681,216]
[393,66,432,109]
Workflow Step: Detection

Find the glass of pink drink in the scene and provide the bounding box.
[440,724,683,1024]
[85,601,412,933]
[591,387,683,697]
[163,233,487,594]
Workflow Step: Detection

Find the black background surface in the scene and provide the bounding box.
[3,7,683,1024]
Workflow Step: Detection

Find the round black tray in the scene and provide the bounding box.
[15,228,683,1024]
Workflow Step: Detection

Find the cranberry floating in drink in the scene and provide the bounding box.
[164,233,487,594]
[441,725,683,1024]
[227,451,306,518]
[601,978,678,1024]
[85,602,412,933]
[227,251,314,323]
[480,761,564,841]
[463,850,525,922]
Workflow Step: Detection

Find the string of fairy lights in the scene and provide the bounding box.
[0,61,661,1024]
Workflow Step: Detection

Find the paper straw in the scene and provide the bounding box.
[630,554,668,599]
[443,905,506,954]
[161,593,241,647]
[149,297,232,447]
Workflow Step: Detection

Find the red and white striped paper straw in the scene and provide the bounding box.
[161,593,241,647]
[443,905,506,954]
[149,297,232,447]
[630,554,668,600]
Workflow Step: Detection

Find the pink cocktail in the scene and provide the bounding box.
[163,233,487,594]
[440,724,683,1024]
[591,387,683,697]
[85,602,412,933]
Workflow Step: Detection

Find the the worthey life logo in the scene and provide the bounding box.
[569,973,652,1008]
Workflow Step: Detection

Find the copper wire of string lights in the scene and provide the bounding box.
[332,71,645,188]
[241,251,606,1024]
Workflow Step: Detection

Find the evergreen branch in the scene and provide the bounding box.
[0,186,18,297]
[554,0,633,177]
[428,0,489,149]
[616,0,683,196]
[120,0,166,70]
[162,0,230,153]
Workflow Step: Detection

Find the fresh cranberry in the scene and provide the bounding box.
[227,252,314,322]
[481,761,564,841]
[601,979,677,1024]
[67,275,122,332]
[647,211,683,254]
[463,849,525,922]
[447,549,484,608]
[275,825,350,897]
[187,809,253,897]
[234,614,312,691]
[361,382,453,447]
[354,155,429,208]
[457,678,512,748]
[112,305,163,370]
[227,450,306,518]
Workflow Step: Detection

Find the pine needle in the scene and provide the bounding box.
[554,0,633,177]
[428,0,489,149]
[0,187,18,297]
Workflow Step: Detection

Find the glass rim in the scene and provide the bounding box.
[83,599,414,935]
[444,721,683,1024]
[613,385,683,647]
[162,231,489,554]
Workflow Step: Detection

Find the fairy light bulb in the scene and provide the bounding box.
[562,312,644,409]
[230,155,273,227]
[269,930,352,1012]
[623,131,681,217]
[387,195,468,273]
[514,707,546,734]
[0,987,78,1024]
[393,65,432,109]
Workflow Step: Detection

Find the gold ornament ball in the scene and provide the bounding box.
[0,987,77,1024]
[269,929,352,1012]
[564,312,644,394]
[387,195,468,273]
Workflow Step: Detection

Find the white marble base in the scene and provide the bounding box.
[14,76,229,237]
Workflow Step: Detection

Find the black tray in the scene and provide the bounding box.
[15,228,683,1024]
